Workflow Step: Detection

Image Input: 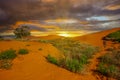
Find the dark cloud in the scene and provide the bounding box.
[20,24,47,31]
[0,0,56,25]
[70,0,120,17]
[0,0,120,26]
[0,8,8,21]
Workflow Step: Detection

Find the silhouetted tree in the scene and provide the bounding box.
[14,26,31,38]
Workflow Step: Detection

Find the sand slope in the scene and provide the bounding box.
[0,41,92,80]
[74,28,120,47]
[0,28,120,80]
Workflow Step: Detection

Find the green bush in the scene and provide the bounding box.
[99,54,113,65]
[97,62,108,75]
[65,58,83,73]
[46,54,58,65]
[46,55,84,73]
[0,48,30,70]
[0,49,16,69]
[97,47,120,79]
[79,55,88,64]
[104,30,120,42]
[0,49,17,60]
[18,49,29,55]
[108,65,119,77]
[97,63,119,78]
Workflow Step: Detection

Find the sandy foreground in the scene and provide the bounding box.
[0,28,120,80]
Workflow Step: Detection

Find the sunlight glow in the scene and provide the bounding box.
[45,19,79,24]
[57,31,87,37]
[58,32,72,37]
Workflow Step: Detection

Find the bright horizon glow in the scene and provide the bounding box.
[57,31,85,37]
[0,29,98,38]
[45,19,79,24]
[58,31,71,37]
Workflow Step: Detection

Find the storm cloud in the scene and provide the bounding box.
[0,0,120,25]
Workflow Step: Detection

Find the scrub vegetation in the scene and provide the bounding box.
[43,38,99,73]
[97,42,120,79]
[18,49,29,55]
[0,49,29,69]
[103,30,120,42]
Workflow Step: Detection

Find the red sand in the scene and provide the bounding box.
[75,28,120,47]
[0,28,120,80]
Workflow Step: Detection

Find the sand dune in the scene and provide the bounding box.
[74,28,120,47]
[0,28,120,80]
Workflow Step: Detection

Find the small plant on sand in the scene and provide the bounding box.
[0,49,17,60]
[46,54,58,65]
[18,49,29,55]
[0,49,17,69]
[0,60,12,69]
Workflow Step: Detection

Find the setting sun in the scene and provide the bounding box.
[58,31,73,37]
[58,33,71,37]
[57,31,84,37]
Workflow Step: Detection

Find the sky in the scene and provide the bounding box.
[0,0,120,32]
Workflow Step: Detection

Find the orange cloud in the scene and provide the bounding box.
[104,4,120,10]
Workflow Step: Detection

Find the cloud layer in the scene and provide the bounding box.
[0,0,120,25]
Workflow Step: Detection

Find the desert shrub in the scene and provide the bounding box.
[18,49,29,55]
[46,55,84,73]
[99,49,120,66]
[81,46,98,59]
[45,38,99,73]
[99,53,114,65]
[104,30,120,42]
[97,48,120,79]
[97,62,108,75]
[0,60,12,69]
[46,54,59,65]
[0,49,16,69]
[79,55,88,64]
[58,39,97,57]
[0,49,17,60]
[0,48,30,70]
[65,58,83,73]
[97,62,119,78]
[58,58,66,67]
[49,38,98,59]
